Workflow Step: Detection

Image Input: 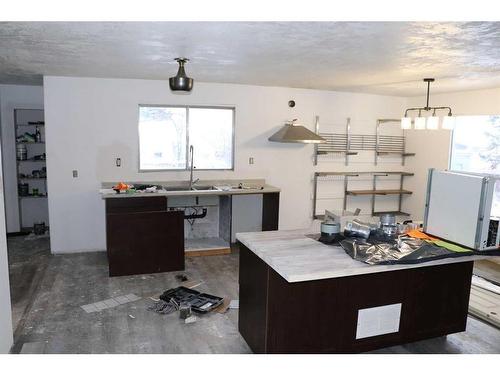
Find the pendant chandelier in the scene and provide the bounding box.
[401,78,455,130]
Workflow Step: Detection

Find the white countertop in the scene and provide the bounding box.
[236,229,490,283]
[99,179,280,199]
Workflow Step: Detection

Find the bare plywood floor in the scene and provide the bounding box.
[7,237,500,354]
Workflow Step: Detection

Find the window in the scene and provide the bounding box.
[450,115,500,216]
[450,116,500,174]
[139,106,234,171]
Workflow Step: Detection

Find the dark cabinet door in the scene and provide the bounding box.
[105,198,185,277]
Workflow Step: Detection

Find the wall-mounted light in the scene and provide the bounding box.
[401,78,454,130]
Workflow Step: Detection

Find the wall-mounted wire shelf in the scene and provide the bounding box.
[312,171,414,219]
[313,117,415,166]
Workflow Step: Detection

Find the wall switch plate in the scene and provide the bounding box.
[249,157,254,165]
[116,158,121,167]
[72,170,78,178]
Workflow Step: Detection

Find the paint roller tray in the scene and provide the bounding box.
[159,286,223,314]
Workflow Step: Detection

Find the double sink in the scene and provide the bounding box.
[164,185,220,192]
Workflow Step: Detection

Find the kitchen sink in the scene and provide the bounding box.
[193,185,220,191]
[164,185,220,192]
[165,186,192,191]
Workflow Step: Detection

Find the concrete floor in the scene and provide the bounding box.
[7,236,500,354]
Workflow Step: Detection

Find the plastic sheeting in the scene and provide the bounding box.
[340,234,473,265]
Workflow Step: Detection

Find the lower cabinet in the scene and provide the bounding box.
[238,243,473,353]
[105,196,185,277]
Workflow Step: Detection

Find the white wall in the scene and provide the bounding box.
[0,140,13,353]
[402,129,451,220]
[403,87,500,220]
[0,85,44,232]
[44,76,407,253]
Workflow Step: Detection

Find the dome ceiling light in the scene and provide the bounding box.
[401,78,455,130]
[169,57,193,92]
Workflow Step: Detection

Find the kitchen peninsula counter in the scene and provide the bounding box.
[101,179,280,277]
[236,229,485,354]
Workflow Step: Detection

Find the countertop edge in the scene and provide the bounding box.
[100,185,280,199]
[236,230,489,283]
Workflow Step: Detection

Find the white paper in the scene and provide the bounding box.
[356,303,402,339]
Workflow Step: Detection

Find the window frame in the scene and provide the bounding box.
[138,104,236,172]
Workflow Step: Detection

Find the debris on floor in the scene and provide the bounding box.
[160,286,223,314]
[179,303,192,319]
[128,314,136,319]
[176,274,189,282]
[147,286,224,318]
[147,298,179,315]
[80,293,141,313]
[214,298,231,314]
[229,299,239,309]
[184,316,197,324]
[23,232,50,241]
[181,279,203,289]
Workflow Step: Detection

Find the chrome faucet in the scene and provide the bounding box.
[189,145,199,190]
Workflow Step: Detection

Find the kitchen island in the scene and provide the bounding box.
[236,229,488,353]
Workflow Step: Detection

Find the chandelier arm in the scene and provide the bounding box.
[403,106,453,115]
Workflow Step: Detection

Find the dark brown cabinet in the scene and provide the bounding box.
[105,196,185,277]
[238,243,473,353]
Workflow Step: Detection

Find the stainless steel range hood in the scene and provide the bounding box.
[268,120,326,144]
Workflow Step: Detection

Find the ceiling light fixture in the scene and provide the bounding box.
[426,110,439,130]
[401,78,453,130]
[442,113,456,130]
[169,58,193,92]
[401,117,412,130]
[414,111,427,130]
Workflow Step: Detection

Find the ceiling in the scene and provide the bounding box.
[1,22,500,96]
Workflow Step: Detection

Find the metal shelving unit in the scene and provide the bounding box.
[312,171,414,219]
[14,109,48,231]
[375,119,415,166]
[313,117,415,166]
[314,117,358,166]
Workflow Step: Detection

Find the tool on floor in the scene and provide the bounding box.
[159,286,223,314]
[147,298,179,315]
[179,303,192,319]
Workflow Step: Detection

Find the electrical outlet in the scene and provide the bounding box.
[116,158,121,167]
[249,157,254,165]
[72,170,78,178]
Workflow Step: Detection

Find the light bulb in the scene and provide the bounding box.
[426,116,439,130]
[442,116,456,130]
[401,117,412,129]
[414,116,426,130]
